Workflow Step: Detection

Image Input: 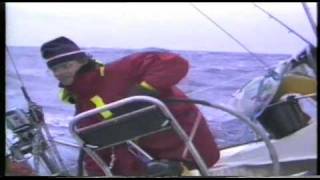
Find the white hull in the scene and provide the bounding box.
[208,118,317,176]
[43,118,317,177]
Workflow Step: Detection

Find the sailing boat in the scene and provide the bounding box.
[191,3,317,176]
[208,46,317,176]
[5,3,317,177]
[66,44,317,177]
[187,3,317,176]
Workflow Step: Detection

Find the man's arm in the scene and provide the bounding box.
[122,51,189,93]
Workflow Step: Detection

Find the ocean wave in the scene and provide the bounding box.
[6,46,287,149]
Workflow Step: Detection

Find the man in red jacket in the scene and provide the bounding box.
[41,36,220,176]
[6,157,36,176]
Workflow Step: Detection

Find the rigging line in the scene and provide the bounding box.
[187,71,252,96]
[301,3,317,37]
[253,3,314,46]
[267,93,317,108]
[6,46,26,87]
[6,46,31,101]
[189,3,270,69]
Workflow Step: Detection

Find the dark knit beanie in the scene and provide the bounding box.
[41,36,88,68]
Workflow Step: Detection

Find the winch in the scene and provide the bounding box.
[6,46,69,176]
[258,95,311,139]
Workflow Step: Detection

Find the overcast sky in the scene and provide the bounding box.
[6,2,317,54]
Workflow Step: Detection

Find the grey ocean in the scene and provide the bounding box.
[6,46,291,173]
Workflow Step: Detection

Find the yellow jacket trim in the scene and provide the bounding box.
[99,66,105,77]
[140,81,156,91]
[59,88,74,104]
[90,95,113,120]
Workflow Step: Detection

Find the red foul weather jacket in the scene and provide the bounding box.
[61,51,220,176]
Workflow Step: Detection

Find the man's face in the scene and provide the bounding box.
[50,60,84,86]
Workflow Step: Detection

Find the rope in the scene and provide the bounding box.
[267,93,317,108]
